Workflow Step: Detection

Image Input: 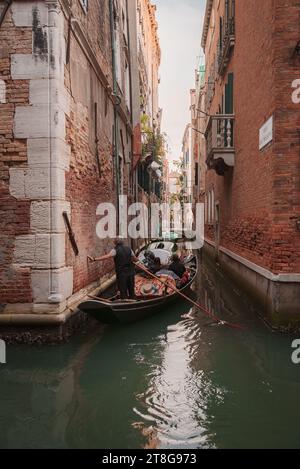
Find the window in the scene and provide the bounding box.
[119,155,124,194]
[114,24,122,88]
[121,0,129,45]
[225,73,234,114]
[125,60,131,111]
[80,0,88,13]
[208,8,215,51]
[210,189,215,223]
[225,0,235,25]
[206,188,215,224]
[195,163,199,187]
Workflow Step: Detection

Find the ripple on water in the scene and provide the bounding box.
[132,318,225,449]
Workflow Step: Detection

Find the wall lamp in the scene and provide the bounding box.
[191,104,210,118]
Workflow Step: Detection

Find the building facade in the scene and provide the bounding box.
[181,65,207,209]
[136,0,163,206]
[181,124,193,204]
[0,0,145,338]
[198,0,300,330]
[192,64,207,204]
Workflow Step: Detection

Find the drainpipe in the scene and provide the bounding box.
[109,0,120,233]
[125,0,134,201]
[46,1,63,304]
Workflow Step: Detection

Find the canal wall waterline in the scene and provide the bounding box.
[0,274,116,344]
[203,240,300,333]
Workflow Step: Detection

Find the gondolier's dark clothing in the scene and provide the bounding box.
[117,271,135,300]
[110,245,135,300]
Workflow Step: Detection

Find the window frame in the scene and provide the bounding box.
[80,0,88,14]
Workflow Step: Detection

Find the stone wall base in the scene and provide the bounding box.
[203,241,300,333]
[0,274,115,344]
[0,310,95,345]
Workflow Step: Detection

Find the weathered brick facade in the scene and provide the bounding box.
[0,6,32,305]
[200,0,300,328]
[0,0,142,327]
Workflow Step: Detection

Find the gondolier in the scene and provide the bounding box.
[81,243,199,325]
[88,240,139,300]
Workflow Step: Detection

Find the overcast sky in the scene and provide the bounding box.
[153,0,206,167]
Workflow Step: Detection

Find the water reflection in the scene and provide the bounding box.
[133,318,221,449]
[0,258,299,449]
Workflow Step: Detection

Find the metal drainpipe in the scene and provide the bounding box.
[47,2,63,303]
[109,0,120,233]
[125,0,134,202]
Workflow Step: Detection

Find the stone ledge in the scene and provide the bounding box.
[203,241,300,333]
[0,273,116,319]
[205,238,300,283]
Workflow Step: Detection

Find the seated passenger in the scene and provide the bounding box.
[150,257,162,274]
[143,251,155,269]
[177,270,190,288]
[156,268,180,281]
[168,254,186,279]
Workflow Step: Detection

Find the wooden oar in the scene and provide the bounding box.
[87,294,137,304]
[134,262,245,331]
[87,294,112,304]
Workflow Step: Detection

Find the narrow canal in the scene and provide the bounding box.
[0,258,299,449]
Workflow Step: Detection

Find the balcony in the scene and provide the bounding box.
[218,16,235,75]
[205,115,235,176]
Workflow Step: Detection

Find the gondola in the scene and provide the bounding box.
[78,242,198,325]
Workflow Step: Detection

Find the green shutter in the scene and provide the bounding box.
[225,73,234,114]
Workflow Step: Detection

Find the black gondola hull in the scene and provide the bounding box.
[79,271,196,325]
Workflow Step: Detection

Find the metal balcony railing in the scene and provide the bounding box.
[218,16,235,75]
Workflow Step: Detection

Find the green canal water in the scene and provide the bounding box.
[0,260,299,449]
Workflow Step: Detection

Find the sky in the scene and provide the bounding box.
[153,0,206,168]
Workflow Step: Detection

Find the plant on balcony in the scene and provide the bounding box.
[141,114,166,163]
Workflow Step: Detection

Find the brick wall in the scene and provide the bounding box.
[0,0,148,310]
[65,61,116,291]
[64,0,133,293]
[0,8,32,304]
[272,0,300,273]
[0,0,137,308]
[203,0,300,274]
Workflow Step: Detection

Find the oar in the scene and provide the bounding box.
[87,294,112,304]
[134,262,245,331]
